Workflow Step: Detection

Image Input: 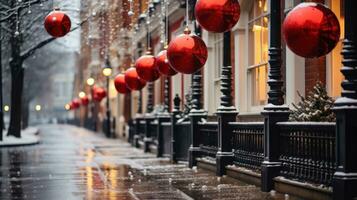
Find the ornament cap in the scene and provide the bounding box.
[54,7,60,11]
[184,27,191,35]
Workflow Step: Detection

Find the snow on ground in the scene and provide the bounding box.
[0,127,40,147]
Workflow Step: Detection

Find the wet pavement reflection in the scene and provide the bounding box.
[0,125,298,200]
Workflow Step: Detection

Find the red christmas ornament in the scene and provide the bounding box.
[156,50,177,76]
[195,0,240,33]
[124,67,147,90]
[92,87,107,102]
[135,52,160,82]
[44,8,71,38]
[282,3,340,58]
[114,74,131,94]
[167,28,208,74]
[80,96,89,106]
[72,99,80,109]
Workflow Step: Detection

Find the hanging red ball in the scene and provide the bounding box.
[282,3,340,58]
[195,0,240,33]
[167,29,208,74]
[156,50,178,76]
[80,96,89,106]
[72,99,80,109]
[124,67,147,91]
[135,53,160,82]
[44,8,71,38]
[114,74,131,94]
[92,87,107,102]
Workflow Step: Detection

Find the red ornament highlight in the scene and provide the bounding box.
[156,50,177,76]
[44,9,71,38]
[195,0,240,33]
[135,53,160,82]
[114,74,131,94]
[167,29,208,74]
[282,3,340,58]
[124,67,147,91]
[80,96,89,106]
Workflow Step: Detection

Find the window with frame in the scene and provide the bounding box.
[248,0,269,107]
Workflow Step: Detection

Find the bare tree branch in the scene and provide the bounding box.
[20,19,88,60]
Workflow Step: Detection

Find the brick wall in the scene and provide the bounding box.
[305,57,326,94]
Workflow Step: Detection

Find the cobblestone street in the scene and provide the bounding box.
[0,125,295,200]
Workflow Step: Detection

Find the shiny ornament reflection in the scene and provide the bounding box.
[195,0,240,33]
[282,3,340,58]
[156,50,177,76]
[44,9,71,38]
[124,67,147,90]
[135,53,160,82]
[167,29,208,74]
[114,74,131,94]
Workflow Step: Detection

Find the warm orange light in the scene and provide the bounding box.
[102,68,113,77]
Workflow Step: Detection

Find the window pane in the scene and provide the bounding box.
[251,65,268,106]
[248,0,269,107]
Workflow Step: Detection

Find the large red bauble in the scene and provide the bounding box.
[282,3,340,58]
[195,0,240,33]
[114,74,131,94]
[124,67,147,90]
[44,9,71,38]
[156,50,177,76]
[167,30,208,74]
[72,99,80,109]
[135,54,160,82]
[80,96,89,106]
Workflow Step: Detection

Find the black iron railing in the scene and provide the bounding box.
[161,122,172,157]
[198,121,218,158]
[149,119,158,145]
[278,122,336,186]
[138,118,146,139]
[175,121,191,161]
[230,122,264,171]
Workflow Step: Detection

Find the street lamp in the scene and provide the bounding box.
[65,104,71,111]
[87,77,96,131]
[102,59,113,138]
[35,104,41,122]
[35,105,42,111]
[4,105,9,112]
[78,91,86,98]
[87,77,95,86]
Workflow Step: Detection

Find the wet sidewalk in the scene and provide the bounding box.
[0,125,293,200]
